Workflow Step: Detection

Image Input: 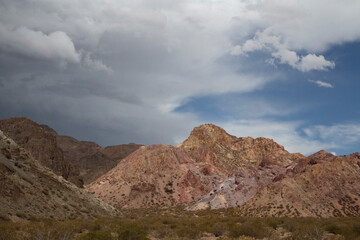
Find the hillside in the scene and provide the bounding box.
[0,118,83,187]
[238,151,360,217]
[0,130,119,221]
[57,135,142,184]
[87,124,303,210]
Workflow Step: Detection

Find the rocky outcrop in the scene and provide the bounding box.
[186,164,291,211]
[57,135,142,184]
[88,124,303,210]
[0,118,83,187]
[238,152,360,217]
[86,144,225,208]
[178,124,304,173]
[0,130,119,221]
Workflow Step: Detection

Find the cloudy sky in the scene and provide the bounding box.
[1,0,360,155]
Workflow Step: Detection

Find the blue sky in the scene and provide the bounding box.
[0,0,360,155]
[175,41,360,155]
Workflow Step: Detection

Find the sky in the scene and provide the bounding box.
[0,0,360,155]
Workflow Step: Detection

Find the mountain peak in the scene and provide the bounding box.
[177,123,303,170]
[177,124,236,151]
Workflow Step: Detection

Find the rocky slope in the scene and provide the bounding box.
[57,135,142,184]
[86,144,225,208]
[88,124,303,209]
[238,151,360,217]
[178,124,303,173]
[0,118,83,187]
[0,130,119,221]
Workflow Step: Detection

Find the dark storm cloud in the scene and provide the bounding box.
[1,0,360,153]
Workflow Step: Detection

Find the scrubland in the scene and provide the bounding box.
[1,208,360,240]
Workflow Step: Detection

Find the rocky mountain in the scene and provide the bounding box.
[0,130,119,221]
[87,124,303,210]
[86,144,225,208]
[0,117,141,186]
[0,118,83,187]
[237,151,360,217]
[57,135,142,184]
[3,118,359,217]
[178,124,303,172]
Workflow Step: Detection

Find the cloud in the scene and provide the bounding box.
[229,0,360,71]
[298,54,335,72]
[0,0,359,152]
[232,31,335,72]
[0,24,80,63]
[83,53,113,74]
[308,80,334,88]
[304,123,360,145]
[240,0,360,52]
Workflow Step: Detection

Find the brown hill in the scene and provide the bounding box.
[87,124,303,209]
[86,144,225,208]
[0,118,83,187]
[102,143,142,161]
[57,135,142,184]
[0,130,119,221]
[178,124,303,172]
[238,151,360,217]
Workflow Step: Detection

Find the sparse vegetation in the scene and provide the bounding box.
[1,208,360,239]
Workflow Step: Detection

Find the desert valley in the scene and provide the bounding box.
[1,117,360,239]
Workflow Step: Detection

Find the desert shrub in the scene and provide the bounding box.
[0,223,15,240]
[175,225,201,239]
[212,222,227,237]
[117,223,150,240]
[77,231,112,240]
[325,223,342,235]
[281,218,324,240]
[291,225,324,240]
[153,227,174,239]
[23,221,78,240]
[265,217,284,229]
[228,219,272,239]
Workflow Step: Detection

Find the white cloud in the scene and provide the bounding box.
[304,124,360,145]
[249,0,360,52]
[308,80,334,88]
[298,54,335,72]
[232,31,335,72]
[229,0,360,71]
[0,24,80,63]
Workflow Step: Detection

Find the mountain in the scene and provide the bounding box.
[57,135,142,184]
[0,130,119,221]
[0,117,141,186]
[87,124,303,209]
[178,124,304,172]
[86,144,224,208]
[237,151,360,217]
[0,118,83,187]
